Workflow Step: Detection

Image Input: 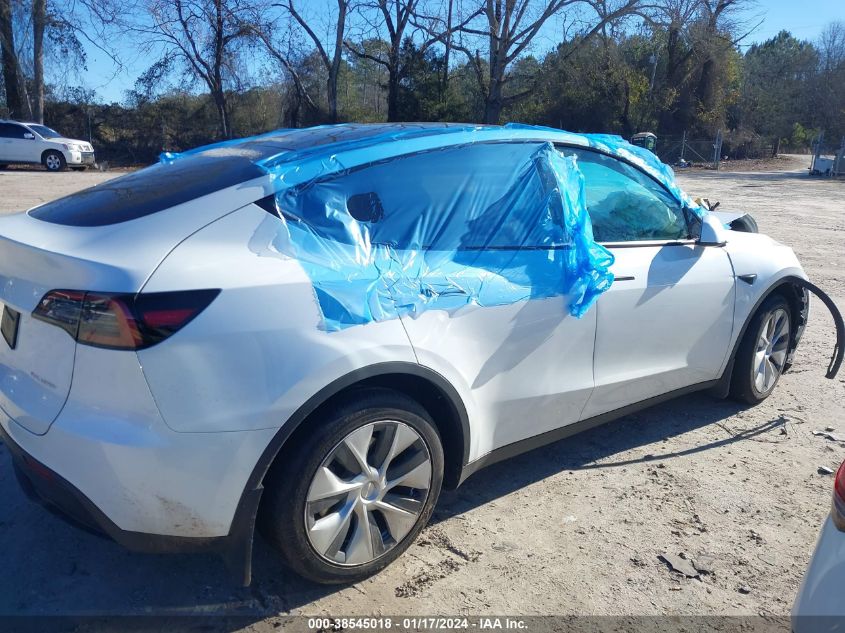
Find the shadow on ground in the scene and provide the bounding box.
[0,392,766,626]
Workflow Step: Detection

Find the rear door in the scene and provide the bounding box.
[0,122,33,162]
[561,148,736,417]
[279,142,598,458]
[0,123,20,161]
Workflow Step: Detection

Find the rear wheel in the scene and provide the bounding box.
[42,151,66,172]
[731,295,791,404]
[259,388,444,584]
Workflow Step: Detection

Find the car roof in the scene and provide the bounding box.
[170,123,500,164]
[176,122,690,208]
[29,122,699,228]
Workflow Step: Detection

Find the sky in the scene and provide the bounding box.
[736,0,844,44]
[75,0,845,105]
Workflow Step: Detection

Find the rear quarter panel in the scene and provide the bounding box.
[138,203,420,433]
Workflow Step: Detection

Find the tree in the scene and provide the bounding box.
[455,0,643,124]
[812,21,845,139]
[818,21,845,71]
[691,0,745,126]
[0,0,23,117]
[346,0,418,121]
[131,0,254,138]
[33,0,46,122]
[277,0,353,123]
[346,0,481,121]
[644,0,700,133]
[741,31,819,142]
[247,19,320,125]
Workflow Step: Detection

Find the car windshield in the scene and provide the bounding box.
[28,124,62,139]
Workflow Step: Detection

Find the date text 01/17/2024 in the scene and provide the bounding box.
[306,617,528,630]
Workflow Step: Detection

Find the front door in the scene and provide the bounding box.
[555,147,736,418]
[584,243,735,417]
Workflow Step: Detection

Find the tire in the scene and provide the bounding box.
[728,213,758,233]
[730,294,792,405]
[259,387,444,584]
[42,150,66,172]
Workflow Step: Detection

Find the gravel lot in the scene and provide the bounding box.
[0,157,843,627]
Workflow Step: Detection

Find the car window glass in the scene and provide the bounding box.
[0,123,28,139]
[559,147,688,242]
[279,142,567,251]
[30,153,265,226]
[28,124,61,139]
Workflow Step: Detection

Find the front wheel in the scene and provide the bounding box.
[259,388,444,584]
[731,295,792,404]
[42,150,66,172]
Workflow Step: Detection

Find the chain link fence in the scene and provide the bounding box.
[653,132,776,169]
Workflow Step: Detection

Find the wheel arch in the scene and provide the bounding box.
[713,274,810,397]
[241,361,469,515]
[222,361,471,584]
[40,148,65,164]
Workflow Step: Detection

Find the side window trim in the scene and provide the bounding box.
[554,143,694,245]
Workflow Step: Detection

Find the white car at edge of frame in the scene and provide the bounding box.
[0,123,841,585]
[792,459,845,632]
[0,119,96,171]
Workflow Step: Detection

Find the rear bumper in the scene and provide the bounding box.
[1,420,217,552]
[0,342,279,584]
[1,344,276,538]
[1,412,264,585]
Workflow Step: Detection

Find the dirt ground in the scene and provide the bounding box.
[0,156,843,627]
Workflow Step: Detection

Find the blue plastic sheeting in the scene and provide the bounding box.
[161,124,700,330]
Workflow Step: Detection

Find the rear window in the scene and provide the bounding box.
[278,142,568,251]
[29,151,265,226]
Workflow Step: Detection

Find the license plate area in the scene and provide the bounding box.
[1,304,21,349]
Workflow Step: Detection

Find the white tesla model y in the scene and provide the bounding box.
[0,123,840,584]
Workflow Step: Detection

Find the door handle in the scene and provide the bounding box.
[614,276,635,282]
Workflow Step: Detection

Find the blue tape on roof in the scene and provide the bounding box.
[163,123,702,330]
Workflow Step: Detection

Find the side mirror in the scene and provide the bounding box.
[23,132,35,140]
[696,213,728,246]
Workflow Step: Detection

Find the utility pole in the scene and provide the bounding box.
[649,53,658,92]
[713,130,723,171]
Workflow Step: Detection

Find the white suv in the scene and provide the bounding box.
[0,120,95,171]
[0,123,840,586]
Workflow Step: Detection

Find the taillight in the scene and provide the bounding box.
[33,289,219,350]
[834,460,845,531]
